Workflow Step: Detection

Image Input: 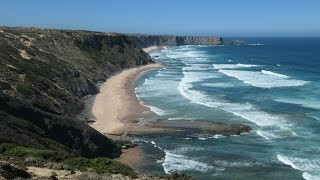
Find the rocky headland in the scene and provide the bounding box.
[128,34,223,47]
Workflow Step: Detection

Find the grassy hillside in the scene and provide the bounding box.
[0,27,153,157]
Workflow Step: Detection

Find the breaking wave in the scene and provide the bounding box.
[277,154,320,180]
[162,146,214,174]
[178,68,296,140]
[213,63,259,69]
[218,69,308,88]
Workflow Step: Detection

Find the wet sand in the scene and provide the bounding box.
[118,146,142,170]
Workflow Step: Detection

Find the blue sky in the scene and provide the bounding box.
[0,0,319,37]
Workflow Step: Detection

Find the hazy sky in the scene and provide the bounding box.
[1,0,319,37]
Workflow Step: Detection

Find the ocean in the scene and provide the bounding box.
[134,38,320,180]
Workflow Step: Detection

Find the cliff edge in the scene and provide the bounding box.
[128,34,223,48]
[0,26,223,159]
[0,27,153,158]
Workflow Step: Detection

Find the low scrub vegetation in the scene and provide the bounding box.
[0,143,66,162]
[63,157,138,178]
[0,143,137,178]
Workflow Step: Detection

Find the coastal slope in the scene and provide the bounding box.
[0,27,153,157]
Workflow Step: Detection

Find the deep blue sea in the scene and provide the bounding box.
[134,38,320,180]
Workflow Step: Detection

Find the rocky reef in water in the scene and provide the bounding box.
[226,39,247,45]
[128,34,223,47]
[126,120,251,139]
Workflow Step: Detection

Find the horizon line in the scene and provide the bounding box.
[1,25,320,38]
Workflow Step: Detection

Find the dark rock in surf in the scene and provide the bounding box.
[226,39,247,45]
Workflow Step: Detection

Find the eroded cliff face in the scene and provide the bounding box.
[0,27,153,157]
[128,34,223,47]
[0,27,224,159]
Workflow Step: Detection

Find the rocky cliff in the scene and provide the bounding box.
[0,26,225,159]
[0,27,153,158]
[128,34,223,47]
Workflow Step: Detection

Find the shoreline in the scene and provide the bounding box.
[90,62,162,168]
[90,46,163,135]
[90,63,163,135]
[89,46,163,168]
[89,46,251,170]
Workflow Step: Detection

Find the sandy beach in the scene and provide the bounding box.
[90,63,162,135]
[91,46,162,135]
[89,60,163,168]
[143,46,162,53]
[119,146,142,170]
[89,45,252,169]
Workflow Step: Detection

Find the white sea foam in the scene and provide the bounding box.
[261,70,289,78]
[183,65,212,71]
[237,63,259,67]
[178,71,213,107]
[277,154,320,180]
[165,49,208,59]
[162,146,213,174]
[214,160,259,167]
[156,159,165,163]
[155,73,172,77]
[198,134,226,140]
[179,70,275,127]
[166,53,186,59]
[178,68,296,140]
[214,134,225,139]
[256,130,281,140]
[168,117,184,120]
[213,63,259,69]
[138,75,178,97]
[195,57,210,62]
[142,140,163,151]
[303,172,320,180]
[275,98,320,110]
[197,45,210,47]
[147,105,167,116]
[198,137,207,140]
[213,64,241,69]
[219,103,284,127]
[248,43,264,46]
[162,151,214,174]
[219,69,308,88]
[202,82,234,88]
[185,50,208,58]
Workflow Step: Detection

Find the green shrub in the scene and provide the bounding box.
[16,84,34,96]
[0,81,11,90]
[63,157,137,178]
[167,172,196,180]
[0,144,137,178]
[0,143,66,162]
[0,143,16,153]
